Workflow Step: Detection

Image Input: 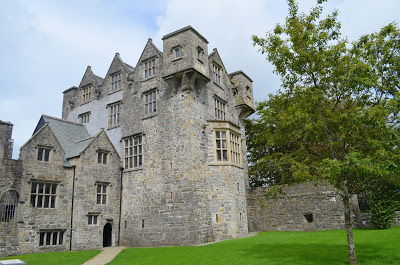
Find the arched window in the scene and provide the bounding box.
[0,190,19,222]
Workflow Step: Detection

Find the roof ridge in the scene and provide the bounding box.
[41,115,84,126]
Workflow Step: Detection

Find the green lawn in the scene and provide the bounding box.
[108,227,400,265]
[0,249,100,265]
[1,228,399,265]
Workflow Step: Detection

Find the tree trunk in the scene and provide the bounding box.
[342,176,357,265]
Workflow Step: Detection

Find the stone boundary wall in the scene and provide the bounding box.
[356,212,400,228]
[247,182,358,232]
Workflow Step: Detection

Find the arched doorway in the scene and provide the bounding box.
[103,223,112,247]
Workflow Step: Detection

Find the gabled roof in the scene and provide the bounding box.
[34,115,92,159]
[209,48,228,76]
[135,39,164,68]
[79,66,104,88]
[106,53,135,77]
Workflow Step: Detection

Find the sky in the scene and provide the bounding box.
[1,0,399,158]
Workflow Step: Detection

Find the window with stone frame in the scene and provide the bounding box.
[30,182,57,208]
[39,230,64,247]
[144,89,157,115]
[111,72,121,91]
[0,190,19,222]
[144,58,156,79]
[212,64,222,85]
[124,135,143,169]
[214,130,241,165]
[96,183,108,205]
[88,214,99,225]
[97,150,108,164]
[197,46,204,61]
[172,46,181,60]
[79,112,90,124]
[108,102,121,127]
[214,97,226,120]
[81,84,92,104]
[37,146,51,162]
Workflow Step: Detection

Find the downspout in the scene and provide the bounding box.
[117,167,123,246]
[70,165,76,251]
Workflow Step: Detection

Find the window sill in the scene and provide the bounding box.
[141,76,156,83]
[80,101,92,106]
[197,58,204,63]
[109,89,122,95]
[108,125,121,130]
[142,113,158,120]
[123,167,144,173]
[213,82,224,90]
[208,162,243,169]
[172,57,183,62]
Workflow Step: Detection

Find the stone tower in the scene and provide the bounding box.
[118,26,253,246]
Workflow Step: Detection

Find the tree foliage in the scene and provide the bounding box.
[250,0,400,264]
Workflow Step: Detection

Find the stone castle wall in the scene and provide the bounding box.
[247,182,354,231]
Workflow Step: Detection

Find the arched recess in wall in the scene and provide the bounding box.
[0,190,19,222]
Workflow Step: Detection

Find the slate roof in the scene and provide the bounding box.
[34,115,93,159]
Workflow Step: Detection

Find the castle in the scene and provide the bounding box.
[0,26,255,256]
[3,26,382,258]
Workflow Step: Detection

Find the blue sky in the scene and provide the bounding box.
[1,0,399,158]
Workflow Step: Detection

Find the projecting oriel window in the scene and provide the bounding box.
[214,130,241,166]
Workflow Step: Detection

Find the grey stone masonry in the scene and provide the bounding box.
[0,121,14,160]
[1,26,254,256]
[247,182,359,231]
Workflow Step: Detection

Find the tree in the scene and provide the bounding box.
[251,0,400,264]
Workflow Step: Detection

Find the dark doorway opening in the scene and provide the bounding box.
[103,223,112,247]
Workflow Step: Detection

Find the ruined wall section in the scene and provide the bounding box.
[247,182,356,231]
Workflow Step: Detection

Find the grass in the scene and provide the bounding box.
[0,249,100,265]
[108,227,400,265]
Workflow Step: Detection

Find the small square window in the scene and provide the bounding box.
[172,46,181,60]
[97,151,108,164]
[88,215,98,225]
[37,147,51,162]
